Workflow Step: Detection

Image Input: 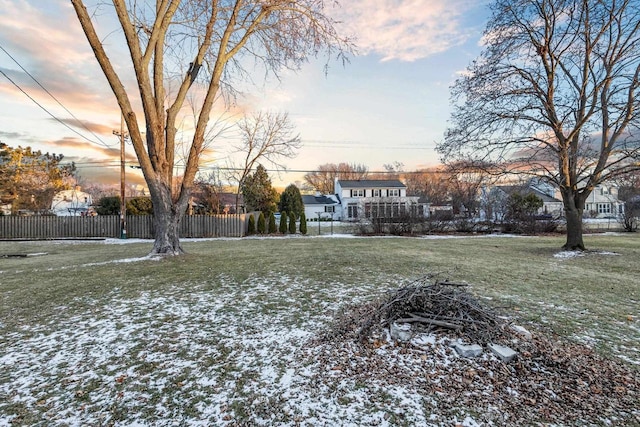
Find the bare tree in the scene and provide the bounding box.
[446,162,490,218]
[439,0,640,250]
[70,0,350,255]
[193,169,226,214]
[227,111,301,211]
[404,168,452,205]
[303,162,369,194]
[368,161,404,180]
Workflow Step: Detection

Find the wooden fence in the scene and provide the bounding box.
[0,214,252,239]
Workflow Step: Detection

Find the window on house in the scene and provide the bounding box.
[370,203,379,218]
[389,189,400,197]
[347,203,358,218]
[392,202,400,216]
[352,189,364,197]
[324,206,335,213]
[597,203,611,214]
[373,189,381,197]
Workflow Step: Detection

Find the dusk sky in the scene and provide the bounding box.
[0,0,490,188]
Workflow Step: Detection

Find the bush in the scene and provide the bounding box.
[279,211,288,234]
[126,197,153,215]
[95,196,121,215]
[299,213,307,235]
[247,214,256,235]
[619,199,640,232]
[268,212,277,234]
[257,212,266,234]
[288,212,297,234]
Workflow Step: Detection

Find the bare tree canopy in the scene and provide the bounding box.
[70,0,350,255]
[438,0,640,250]
[227,111,301,211]
[303,162,369,194]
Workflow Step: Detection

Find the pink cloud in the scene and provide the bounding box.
[332,0,482,62]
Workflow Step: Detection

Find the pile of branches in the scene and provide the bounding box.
[325,275,510,345]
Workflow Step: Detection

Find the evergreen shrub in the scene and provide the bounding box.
[268,212,277,233]
[257,212,266,234]
[279,211,288,234]
[247,214,256,235]
[288,212,296,234]
[299,213,307,235]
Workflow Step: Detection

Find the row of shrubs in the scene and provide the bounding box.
[353,213,560,236]
[246,211,308,236]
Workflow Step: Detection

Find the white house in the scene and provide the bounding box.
[584,184,624,218]
[334,179,426,221]
[301,193,340,220]
[51,187,94,216]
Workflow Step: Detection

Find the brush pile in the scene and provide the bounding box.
[325,275,510,344]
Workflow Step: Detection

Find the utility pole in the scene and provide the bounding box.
[113,115,128,239]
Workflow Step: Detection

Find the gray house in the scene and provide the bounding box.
[302,194,340,220]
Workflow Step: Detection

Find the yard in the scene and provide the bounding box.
[1,233,639,425]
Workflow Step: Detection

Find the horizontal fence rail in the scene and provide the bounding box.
[0,214,252,239]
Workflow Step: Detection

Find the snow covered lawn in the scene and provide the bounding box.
[1,234,639,425]
[0,273,483,426]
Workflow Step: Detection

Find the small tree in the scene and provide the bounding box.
[257,212,266,234]
[299,212,308,235]
[278,184,304,218]
[268,212,277,234]
[241,165,279,215]
[247,214,256,235]
[288,212,297,234]
[279,211,288,234]
[227,111,302,212]
[619,199,640,232]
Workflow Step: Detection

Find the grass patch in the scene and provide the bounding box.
[1,234,639,425]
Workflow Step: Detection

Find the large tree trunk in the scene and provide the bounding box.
[151,208,184,255]
[563,206,585,251]
[561,187,586,251]
[148,182,186,256]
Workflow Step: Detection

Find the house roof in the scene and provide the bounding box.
[496,185,561,203]
[302,195,339,205]
[337,179,406,189]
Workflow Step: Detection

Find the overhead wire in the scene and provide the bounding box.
[0,44,117,149]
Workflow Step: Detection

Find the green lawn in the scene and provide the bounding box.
[1,233,638,425]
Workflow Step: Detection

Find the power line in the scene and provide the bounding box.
[0,44,117,149]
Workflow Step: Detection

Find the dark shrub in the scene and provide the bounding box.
[288,212,297,234]
[279,211,288,234]
[257,212,266,234]
[268,212,277,233]
[247,214,256,235]
[299,213,307,235]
